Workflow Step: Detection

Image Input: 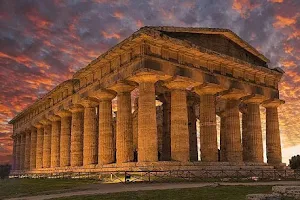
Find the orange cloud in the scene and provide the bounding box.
[101,31,121,39]
[232,0,261,18]
[280,60,297,68]
[113,11,124,19]
[268,0,284,3]
[273,15,297,28]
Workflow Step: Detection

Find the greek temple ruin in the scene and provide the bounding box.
[9,26,286,175]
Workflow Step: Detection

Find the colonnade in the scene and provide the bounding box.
[11,79,283,171]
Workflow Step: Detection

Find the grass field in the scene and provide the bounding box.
[0,178,98,199]
[56,185,274,200]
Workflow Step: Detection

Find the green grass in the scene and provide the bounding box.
[56,185,273,200]
[0,178,98,199]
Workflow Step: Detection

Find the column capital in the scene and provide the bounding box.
[193,82,225,95]
[109,80,136,93]
[69,104,84,113]
[128,71,169,83]
[55,109,72,117]
[90,89,116,101]
[79,98,98,108]
[46,113,61,121]
[164,76,199,90]
[220,88,249,100]
[262,98,285,108]
[32,121,43,128]
[40,118,51,125]
[242,94,267,104]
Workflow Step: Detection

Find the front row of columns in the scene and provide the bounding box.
[11,81,283,171]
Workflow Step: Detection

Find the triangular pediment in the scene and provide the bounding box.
[143,26,269,66]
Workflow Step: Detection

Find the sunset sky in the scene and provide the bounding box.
[0,0,299,165]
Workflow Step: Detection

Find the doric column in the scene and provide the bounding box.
[70,105,84,167]
[24,130,31,170]
[187,96,198,161]
[194,83,224,162]
[92,89,116,165]
[35,124,44,169]
[131,75,159,162]
[158,92,171,161]
[110,82,135,163]
[15,135,21,170]
[262,99,284,165]
[30,127,37,170]
[242,95,265,163]
[219,111,227,161]
[56,110,72,167]
[81,100,98,166]
[41,119,51,168]
[240,104,248,162]
[12,136,17,170]
[20,132,26,170]
[165,78,196,162]
[48,115,61,168]
[221,89,248,162]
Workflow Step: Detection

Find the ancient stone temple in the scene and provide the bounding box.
[9,26,285,175]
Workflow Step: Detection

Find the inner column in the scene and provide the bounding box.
[110,82,135,164]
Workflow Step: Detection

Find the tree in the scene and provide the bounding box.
[289,155,300,169]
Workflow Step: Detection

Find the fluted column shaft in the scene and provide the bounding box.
[30,128,37,169]
[20,133,26,170]
[170,89,189,162]
[245,103,263,162]
[241,108,248,162]
[50,118,61,168]
[43,124,51,168]
[36,127,44,169]
[266,107,282,164]
[116,92,133,163]
[83,104,98,165]
[225,99,243,162]
[60,115,72,167]
[24,132,31,170]
[199,94,218,162]
[71,107,84,167]
[12,137,16,170]
[188,100,198,161]
[220,113,227,161]
[138,81,158,162]
[162,95,171,161]
[99,99,115,164]
[15,136,21,170]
